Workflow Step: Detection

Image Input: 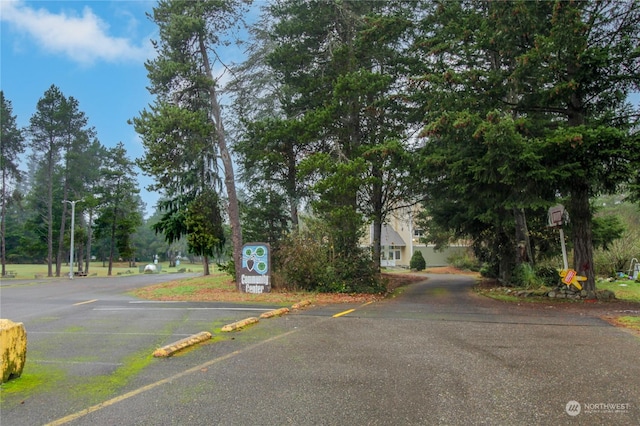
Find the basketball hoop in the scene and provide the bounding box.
[548,204,570,270]
[548,204,568,228]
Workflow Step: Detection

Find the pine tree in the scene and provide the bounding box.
[133,0,248,282]
[0,92,25,277]
[411,1,640,290]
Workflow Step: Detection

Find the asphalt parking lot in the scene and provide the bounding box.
[1,273,639,425]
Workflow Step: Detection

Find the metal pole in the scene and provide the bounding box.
[63,200,80,279]
[409,209,415,259]
[559,227,569,270]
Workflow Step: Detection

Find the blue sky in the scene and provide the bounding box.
[1,1,637,217]
[1,0,256,216]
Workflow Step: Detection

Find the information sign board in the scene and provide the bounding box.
[240,243,271,293]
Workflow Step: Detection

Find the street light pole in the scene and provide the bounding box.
[63,199,81,279]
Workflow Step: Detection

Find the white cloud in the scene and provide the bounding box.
[0,0,151,65]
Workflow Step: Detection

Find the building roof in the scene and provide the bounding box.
[381,224,406,247]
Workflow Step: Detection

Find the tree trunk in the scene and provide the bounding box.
[56,199,68,277]
[1,171,6,277]
[198,35,243,289]
[569,180,595,293]
[513,207,533,264]
[370,163,384,273]
[108,207,117,276]
[85,210,93,274]
[497,228,514,284]
[76,240,84,273]
[372,219,382,273]
[287,148,299,229]
[203,255,210,276]
[46,151,54,277]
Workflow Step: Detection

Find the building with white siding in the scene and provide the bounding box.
[366,206,468,268]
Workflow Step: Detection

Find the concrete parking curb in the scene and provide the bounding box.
[221,317,259,332]
[291,300,312,310]
[259,307,290,319]
[156,302,312,356]
[153,331,212,358]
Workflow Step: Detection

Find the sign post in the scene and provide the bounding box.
[240,243,271,294]
[548,204,586,289]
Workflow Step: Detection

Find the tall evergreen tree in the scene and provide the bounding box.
[133,0,248,283]
[412,1,640,290]
[28,85,67,276]
[0,91,25,277]
[55,96,96,276]
[185,187,225,275]
[262,0,418,274]
[229,10,312,231]
[94,142,142,275]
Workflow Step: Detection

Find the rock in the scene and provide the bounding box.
[596,289,616,301]
[547,291,556,298]
[0,319,27,383]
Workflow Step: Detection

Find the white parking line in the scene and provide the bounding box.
[93,307,274,311]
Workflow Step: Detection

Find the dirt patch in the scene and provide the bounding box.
[425,266,479,276]
[132,270,436,306]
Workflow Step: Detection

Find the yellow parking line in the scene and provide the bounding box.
[332,301,373,318]
[332,309,355,318]
[73,299,98,306]
[44,329,299,426]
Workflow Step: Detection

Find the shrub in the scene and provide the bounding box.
[510,263,539,288]
[479,262,498,278]
[275,234,327,292]
[447,249,481,271]
[274,233,384,294]
[535,265,560,287]
[410,250,426,271]
[217,258,235,279]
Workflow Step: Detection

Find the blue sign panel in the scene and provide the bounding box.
[240,243,271,293]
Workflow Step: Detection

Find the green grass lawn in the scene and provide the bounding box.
[1,261,205,279]
[616,316,640,333]
[597,279,640,303]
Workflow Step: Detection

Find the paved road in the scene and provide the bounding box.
[2,273,639,425]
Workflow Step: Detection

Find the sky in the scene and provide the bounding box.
[1,0,256,217]
[1,1,638,218]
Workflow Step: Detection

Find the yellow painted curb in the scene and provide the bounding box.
[153,331,212,358]
[259,307,290,319]
[221,317,259,332]
[291,300,312,310]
